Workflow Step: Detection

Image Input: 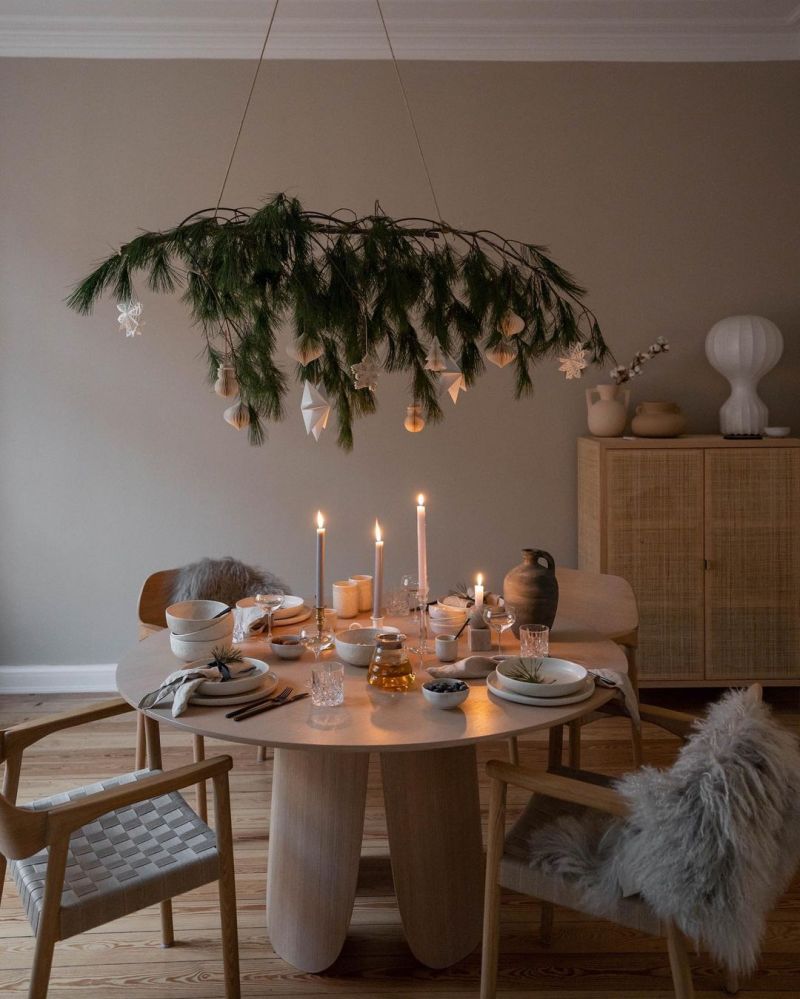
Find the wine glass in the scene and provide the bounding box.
[483,604,516,654]
[254,590,285,643]
[300,627,334,662]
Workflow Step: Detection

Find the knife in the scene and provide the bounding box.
[233,691,310,721]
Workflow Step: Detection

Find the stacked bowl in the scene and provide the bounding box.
[428,598,470,635]
[166,600,234,661]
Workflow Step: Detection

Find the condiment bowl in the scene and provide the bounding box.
[422,679,469,709]
[270,635,304,660]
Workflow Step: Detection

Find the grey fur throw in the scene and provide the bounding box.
[170,557,289,606]
[528,690,800,973]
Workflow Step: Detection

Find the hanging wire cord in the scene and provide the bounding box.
[216,0,281,211]
[374,0,445,226]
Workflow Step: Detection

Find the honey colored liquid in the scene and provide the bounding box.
[367,658,416,692]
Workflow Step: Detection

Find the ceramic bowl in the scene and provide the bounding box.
[422,679,469,710]
[270,635,304,660]
[495,657,588,698]
[170,633,227,662]
[166,600,230,635]
[763,426,791,438]
[334,626,399,667]
[168,613,233,643]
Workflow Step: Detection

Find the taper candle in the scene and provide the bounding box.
[373,520,384,617]
[315,511,325,609]
[416,494,428,597]
[475,573,485,610]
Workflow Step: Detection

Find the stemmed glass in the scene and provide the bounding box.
[483,604,517,655]
[402,574,427,654]
[300,627,334,662]
[254,590,285,643]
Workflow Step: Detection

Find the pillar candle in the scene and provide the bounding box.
[373,520,384,617]
[416,494,428,598]
[315,511,325,609]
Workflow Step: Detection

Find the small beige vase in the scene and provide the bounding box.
[631,400,687,438]
[586,384,629,437]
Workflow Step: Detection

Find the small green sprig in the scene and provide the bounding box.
[504,657,552,684]
[208,646,244,681]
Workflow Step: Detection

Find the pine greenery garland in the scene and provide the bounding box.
[68,193,609,449]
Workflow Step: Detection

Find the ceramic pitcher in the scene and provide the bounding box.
[586,384,629,437]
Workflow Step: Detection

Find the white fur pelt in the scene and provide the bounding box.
[170,557,289,606]
[528,690,800,973]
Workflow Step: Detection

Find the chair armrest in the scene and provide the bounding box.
[44,755,233,841]
[637,704,697,741]
[486,759,629,817]
[1,698,134,760]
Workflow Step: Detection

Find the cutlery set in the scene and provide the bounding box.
[226,686,310,721]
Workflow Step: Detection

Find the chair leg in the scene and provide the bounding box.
[480,776,507,999]
[28,836,69,999]
[507,737,519,765]
[135,711,147,770]
[256,745,267,764]
[631,718,643,768]
[666,922,695,999]
[567,720,582,768]
[539,902,554,946]
[724,970,740,995]
[160,900,175,948]
[1,752,22,908]
[547,726,563,769]
[193,735,208,823]
[213,771,241,999]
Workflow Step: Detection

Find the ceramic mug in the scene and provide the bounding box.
[348,574,373,613]
[435,634,459,662]
[332,580,359,619]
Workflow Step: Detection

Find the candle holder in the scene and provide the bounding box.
[371,614,385,630]
[315,604,326,638]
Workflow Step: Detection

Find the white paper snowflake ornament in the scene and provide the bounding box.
[117,300,143,337]
[351,354,380,392]
[439,355,466,404]
[424,337,447,372]
[301,381,331,441]
[558,344,588,380]
[486,342,516,368]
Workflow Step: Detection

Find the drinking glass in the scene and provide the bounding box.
[401,574,427,652]
[520,624,550,658]
[386,587,410,617]
[483,604,517,654]
[254,590,285,643]
[310,663,345,707]
[300,627,334,662]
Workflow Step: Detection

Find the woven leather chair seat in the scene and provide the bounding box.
[11,770,218,939]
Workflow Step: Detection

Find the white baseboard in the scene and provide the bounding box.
[0,664,117,694]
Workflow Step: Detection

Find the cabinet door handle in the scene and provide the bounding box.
[704,558,712,570]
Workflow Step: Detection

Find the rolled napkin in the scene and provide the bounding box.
[588,668,640,727]
[138,662,252,717]
[247,614,269,635]
[428,655,502,679]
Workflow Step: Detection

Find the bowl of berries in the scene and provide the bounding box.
[421,678,469,710]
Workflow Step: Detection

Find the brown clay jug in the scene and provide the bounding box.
[631,400,687,438]
[503,549,559,637]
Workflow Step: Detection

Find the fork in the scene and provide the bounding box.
[225,685,292,719]
[233,691,309,722]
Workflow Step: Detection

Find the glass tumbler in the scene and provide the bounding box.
[520,624,550,658]
[310,663,345,707]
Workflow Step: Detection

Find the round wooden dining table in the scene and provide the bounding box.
[116,617,627,973]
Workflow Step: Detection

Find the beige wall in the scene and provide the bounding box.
[1,58,798,666]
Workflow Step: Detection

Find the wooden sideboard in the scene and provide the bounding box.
[578,435,800,687]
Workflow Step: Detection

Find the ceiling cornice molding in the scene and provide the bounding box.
[1,2,798,62]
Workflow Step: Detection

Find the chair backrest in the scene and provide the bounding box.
[555,566,638,647]
[137,568,181,634]
[615,685,800,974]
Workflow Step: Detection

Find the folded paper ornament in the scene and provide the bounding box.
[301,380,331,441]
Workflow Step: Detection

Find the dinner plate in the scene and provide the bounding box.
[495,657,588,698]
[236,595,305,619]
[189,670,278,706]
[186,657,269,696]
[486,671,596,707]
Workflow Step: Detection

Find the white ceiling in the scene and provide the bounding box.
[1,0,798,61]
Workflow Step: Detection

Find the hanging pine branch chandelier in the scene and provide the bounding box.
[67,1,610,449]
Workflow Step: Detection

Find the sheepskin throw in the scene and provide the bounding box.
[528,690,800,974]
[170,557,289,606]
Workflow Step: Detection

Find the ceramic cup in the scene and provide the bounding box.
[332,580,360,619]
[435,634,459,662]
[348,575,373,612]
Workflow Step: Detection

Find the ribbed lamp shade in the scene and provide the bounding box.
[705,315,783,435]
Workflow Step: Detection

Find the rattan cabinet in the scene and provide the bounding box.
[578,436,800,686]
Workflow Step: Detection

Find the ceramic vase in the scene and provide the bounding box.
[705,315,783,434]
[631,401,687,438]
[586,384,629,437]
[502,549,559,638]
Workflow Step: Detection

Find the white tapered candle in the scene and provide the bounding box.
[373,520,384,617]
[315,511,325,609]
[416,494,428,598]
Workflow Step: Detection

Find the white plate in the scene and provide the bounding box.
[487,671,596,707]
[189,670,278,706]
[495,657,588,698]
[185,658,269,696]
[236,595,304,619]
[274,606,312,627]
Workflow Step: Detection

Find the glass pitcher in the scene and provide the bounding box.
[367,633,415,692]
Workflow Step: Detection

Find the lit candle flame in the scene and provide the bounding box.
[374,520,382,543]
[316,510,325,529]
[476,573,483,586]
[417,493,425,506]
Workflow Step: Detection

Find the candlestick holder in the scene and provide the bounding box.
[371,614,384,630]
[315,604,326,638]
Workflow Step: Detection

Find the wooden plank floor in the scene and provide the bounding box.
[1,689,799,997]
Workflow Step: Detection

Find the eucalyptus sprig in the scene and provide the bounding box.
[68,193,610,449]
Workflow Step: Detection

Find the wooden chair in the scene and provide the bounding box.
[0,698,240,999]
[482,690,767,999]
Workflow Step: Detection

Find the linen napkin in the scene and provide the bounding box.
[138,662,251,717]
[588,668,641,727]
[427,655,502,679]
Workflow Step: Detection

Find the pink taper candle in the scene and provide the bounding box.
[416,494,428,597]
[315,511,325,609]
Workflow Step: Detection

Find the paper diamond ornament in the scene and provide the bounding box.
[439,355,466,404]
[486,342,516,368]
[424,337,447,372]
[301,380,331,441]
[286,341,324,365]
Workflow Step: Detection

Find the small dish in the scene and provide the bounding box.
[495,657,588,698]
[422,679,469,709]
[270,634,304,660]
[763,426,791,438]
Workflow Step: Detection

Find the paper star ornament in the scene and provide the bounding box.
[558,344,587,380]
[424,337,447,372]
[301,381,331,441]
[439,355,466,404]
[351,354,380,391]
[117,300,143,337]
